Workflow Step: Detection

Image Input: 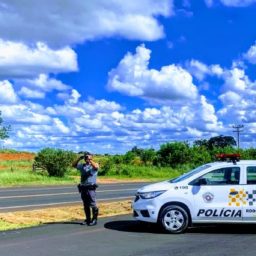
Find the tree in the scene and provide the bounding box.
[0,111,10,140]
[130,146,144,156]
[208,135,236,150]
[157,142,191,167]
[193,139,209,148]
[141,148,156,165]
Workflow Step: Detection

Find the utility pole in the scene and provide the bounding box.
[233,124,244,149]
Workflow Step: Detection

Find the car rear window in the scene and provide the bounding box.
[247,166,256,185]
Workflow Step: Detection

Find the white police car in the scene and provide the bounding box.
[132,154,256,234]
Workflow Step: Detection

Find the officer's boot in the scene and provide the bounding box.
[81,206,91,225]
[90,207,98,226]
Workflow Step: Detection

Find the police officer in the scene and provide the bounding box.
[73,152,99,226]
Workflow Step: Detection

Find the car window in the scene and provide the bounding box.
[192,167,240,185]
[169,164,212,183]
[247,166,256,185]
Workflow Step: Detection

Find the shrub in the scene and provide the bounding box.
[100,158,115,176]
[34,148,76,177]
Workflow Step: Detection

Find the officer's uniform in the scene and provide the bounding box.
[77,162,98,225]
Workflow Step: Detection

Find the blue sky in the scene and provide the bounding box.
[1,0,256,153]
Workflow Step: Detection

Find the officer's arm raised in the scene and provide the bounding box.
[89,159,99,170]
[72,155,84,168]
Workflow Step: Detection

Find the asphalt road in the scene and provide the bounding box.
[1,214,256,256]
[0,182,149,212]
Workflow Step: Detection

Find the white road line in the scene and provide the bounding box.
[0,196,132,210]
[0,188,136,199]
[0,184,142,193]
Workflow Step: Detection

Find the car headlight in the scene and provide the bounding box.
[139,190,167,199]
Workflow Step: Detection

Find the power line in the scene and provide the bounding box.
[233,124,244,149]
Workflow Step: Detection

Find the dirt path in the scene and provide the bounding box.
[0,153,35,161]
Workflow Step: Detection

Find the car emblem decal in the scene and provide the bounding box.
[228,188,247,207]
[203,192,214,203]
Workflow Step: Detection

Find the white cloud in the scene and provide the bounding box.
[222,67,248,92]
[58,89,81,105]
[0,0,174,47]
[0,104,51,124]
[186,59,224,81]
[16,74,71,93]
[244,42,256,64]
[205,0,256,7]
[0,80,18,104]
[108,45,198,102]
[27,74,70,92]
[0,40,78,79]
[186,60,209,81]
[216,65,256,127]
[53,118,70,134]
[0,90,222,153]
[219,91,242,105]
[81,99,122,114]
[18,87,45,99]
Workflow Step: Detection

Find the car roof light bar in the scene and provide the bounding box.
[215,153,240,164]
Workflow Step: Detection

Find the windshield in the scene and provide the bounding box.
[169,164,212,183]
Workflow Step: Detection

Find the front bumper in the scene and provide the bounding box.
[132,197,160,223]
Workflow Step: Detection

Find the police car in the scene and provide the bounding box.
[132,154,256,234]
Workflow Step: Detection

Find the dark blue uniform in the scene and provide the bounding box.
[77,163,98,225]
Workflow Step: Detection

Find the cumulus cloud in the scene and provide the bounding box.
[222,67,248,92]
[182,58,256,142]
[108,45,198,102]
[244,42,256,64]
[0,80,18,104]
[58,89,81,105]
[0,104,51,124]
[18,87,45,99]
[218,91,242,105]
[0,90,222,153]
[216,65,256,127]
[0,40,78,79]
[53,118,70,134]
[16,74,70,94]
[186,60,224,81]
[0,0,173,47]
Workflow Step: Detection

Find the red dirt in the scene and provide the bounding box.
[0,153,35,161]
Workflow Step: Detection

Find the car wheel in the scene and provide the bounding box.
[159,205,189,234]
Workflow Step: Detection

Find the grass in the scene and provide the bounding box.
[102,164,186,180]
[0,152,187,187]
[0,200,132,231]
[0,155,178,186]
[0,165,185,187]
[0,169,79,186]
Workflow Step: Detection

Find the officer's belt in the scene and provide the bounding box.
[80,183,98,190]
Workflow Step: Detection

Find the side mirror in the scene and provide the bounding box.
[198,178,207,185]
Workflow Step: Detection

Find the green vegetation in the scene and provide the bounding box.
[0,168,78,187]
[34,148,77,177]
[1,135,256,187]
[0,111,10,140]
[0,149,30,153]
[0,220,32,231]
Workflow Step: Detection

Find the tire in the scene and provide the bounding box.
[159,205,189,234]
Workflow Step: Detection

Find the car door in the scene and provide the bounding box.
[190,166,243,222]
[242,165,256,221]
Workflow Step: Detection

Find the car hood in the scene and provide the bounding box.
[137,180,172,193]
